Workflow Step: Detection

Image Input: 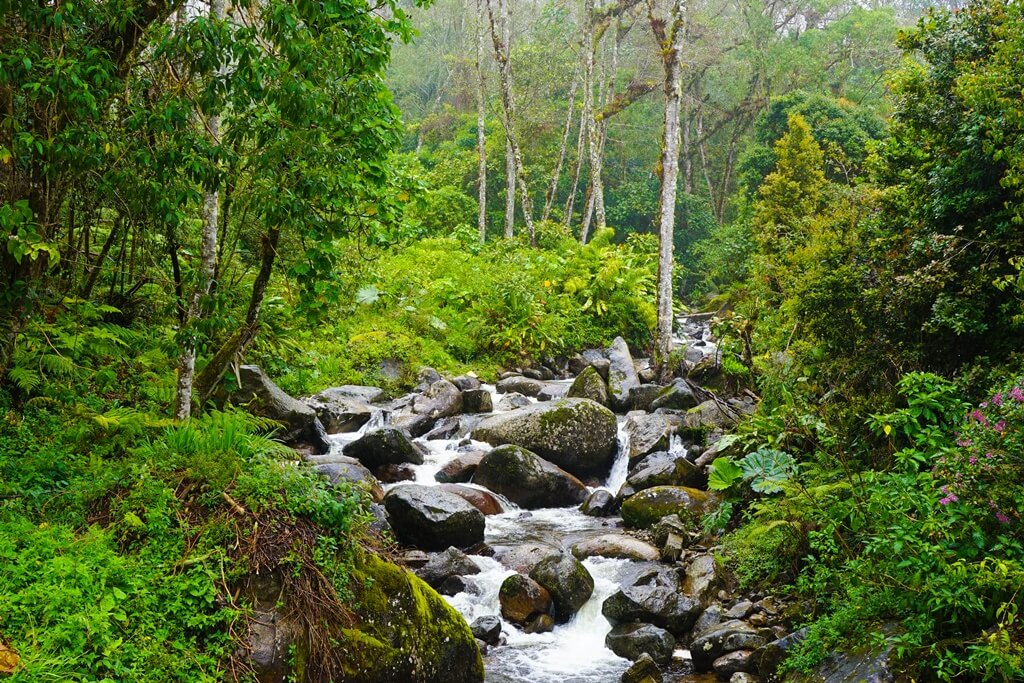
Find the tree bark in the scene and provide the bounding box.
[542,60,581,223]
[650,0,686,381]
[487,0,535,244]
[476,0,489,242]
[175,0,224,420]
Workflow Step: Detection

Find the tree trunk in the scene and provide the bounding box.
[542,60,581,223]
[488,0,535,244]
[476,0,488,242]
[175,0,224,420]
[193,225,279,407]
[651,0,686,381]
[579,0,598,244]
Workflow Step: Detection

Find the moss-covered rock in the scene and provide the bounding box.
[620,486,719,529]
[337,550,485,683]
[567,366,610,406]
[528,553,594,622]
[472,398,618,479]
[473,444,588,509]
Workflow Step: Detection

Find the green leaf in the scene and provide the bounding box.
[355,284,380,305]
[708,457,743,491]
[739,448,797,494]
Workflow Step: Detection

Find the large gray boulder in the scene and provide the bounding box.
[312,455,383,502]
[685,399,741,430]
[496,376,546,397]
[494,542,561,573]
[462,389,493,414]
[607,337,641,411]
[434,452,485,484]
[344,427,425,470]
[627,451,705,492]
[689,621,769,673]
[621,486,719,529]
[312,384,386,404]
[605,623,675,666]
[383,485,485,551]
[415,547,481,588]
[650,378,700,412]
[624,413,687,465]
[566,366,610,406]
[231,365,330,452]
[472,398,618,479]
[473,445,588,509]
[602,573,702,635]
[529,553,594,622]
[304,390,375,434]
[413,379,463,418]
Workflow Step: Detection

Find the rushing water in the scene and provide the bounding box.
[324,319,718,682]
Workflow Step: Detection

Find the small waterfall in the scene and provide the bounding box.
[599,416,631,495]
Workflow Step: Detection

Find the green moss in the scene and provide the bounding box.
[722,519,804,590]
[337,550,484,683]
[621,486,718,529]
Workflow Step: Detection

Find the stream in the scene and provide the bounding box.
[325,321,721,683]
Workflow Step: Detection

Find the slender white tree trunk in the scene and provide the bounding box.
[476,0,488,242]
[488,0,534,242]
[175,0,225,420]
[542,60,581,223]
[651,0,686,381]
[579,0,598,243]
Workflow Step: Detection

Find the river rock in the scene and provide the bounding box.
[537,383,569,402]
[624,413,687,465]
[649,378,700,412]
[602,575,701,635]
[316,384,386,404]
[684,554,720,606]
[605,623,675,666]
[690,620,769,672]
[383,485,485,551]
[685,399,741,430]
[335,550,484,683]
[424,415,480,441]
[730,674,760,683]
[499,574,552,624]
[304,390,375,433]
[571,534,660,562]
[495,542,561,573]
[567,366,610,406]
[415,547,481,588]
[496,376,546,397]
[462,389,493,413]
[751,629,807,679]
[621,653,663,683]
[621,486,718,529]
[473,445,588,509]
[452,375,482,391]
[414,379,463,418]
[497,392,533,410]
[344,427,425,469]
[470,615,502,645]
[529,553,594,622]
[230,365,330,452]
[390,412,434,437]
[580,489,615,516]
[435,452,485,483]
[627,451,705,491]
[473,398,618,478]
[607,336,641,411]
[313,456,383,502]
[438,483,505,515]
[628,384,663,412]
[714,650,755,676]
[524,613,555,634]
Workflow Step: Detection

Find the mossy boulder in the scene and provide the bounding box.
[344,428,425,470]
[472,398,618,479]
[499,573,552,625]
[567,366,610,406]
[621,486,719,529]
[528,553,594,622]
[624,413,687,465]
[605,622,675,665]
[627,451,705,492]
[337,550,484,683]
[650,378,699,412]
[473,444,588,509]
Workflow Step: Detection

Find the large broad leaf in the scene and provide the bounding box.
[739,448,797,494]
[708,457,743,491]
[355,284,380,305]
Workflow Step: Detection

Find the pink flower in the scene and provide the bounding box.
[1010,386,1024,402]
[939,494,958,505]
[957,438,972,447]
[996,511,1011,524]
[969,455,978,465]
[971,410,989,425]
[994,420,1007,433]
[992,393,1004,406]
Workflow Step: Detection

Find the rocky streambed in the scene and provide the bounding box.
[230,320,807,683]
